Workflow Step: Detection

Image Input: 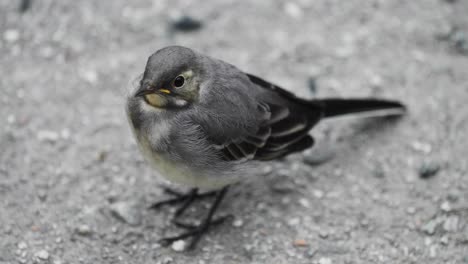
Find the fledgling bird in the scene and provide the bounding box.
[126,46,405,250]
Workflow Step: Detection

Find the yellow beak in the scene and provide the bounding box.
[159,89,171,94]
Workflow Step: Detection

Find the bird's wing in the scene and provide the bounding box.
[200,73,323,162]
[215,100,316,162]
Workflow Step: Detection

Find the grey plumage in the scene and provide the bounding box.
[126,45,405,189]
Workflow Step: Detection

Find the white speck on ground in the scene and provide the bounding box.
[171,240,186,252]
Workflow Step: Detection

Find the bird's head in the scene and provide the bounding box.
[133,46,203,109]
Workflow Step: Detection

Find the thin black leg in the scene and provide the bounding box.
[158,186,230,250]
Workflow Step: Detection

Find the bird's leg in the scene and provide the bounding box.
[158,186,229,250]
[149,187,218,215]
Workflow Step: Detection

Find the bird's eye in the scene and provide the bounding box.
[173,75,185,88]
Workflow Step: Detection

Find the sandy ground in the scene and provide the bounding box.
[1,0,468,263]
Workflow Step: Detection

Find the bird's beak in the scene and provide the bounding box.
[135,86,172,97]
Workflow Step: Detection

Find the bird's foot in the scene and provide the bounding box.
[151,186,230,250]
[159,215,231,249]
[149,187,217,211]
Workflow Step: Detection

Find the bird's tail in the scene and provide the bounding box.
[318,99,406,118]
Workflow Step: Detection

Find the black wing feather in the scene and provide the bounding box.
[215,73,323,162]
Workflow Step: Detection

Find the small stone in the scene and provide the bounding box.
[411,141,432,154]
[169,14,202,32]
[161,257,174,264]
[37,189,47,201]
[303,143,335,166]
[4,29,20,43]
[171,240,186,252]
[97,150,107,162]
[334,46,354,58]
[232,219,244,227]
[76,224,92,236]
[308,77,318,95]
[288,217,301,226]
[39,46,54,59]
[80,69,98,84]
[369,74,383,89]
[293,239,308,247]
[37,130,59,143]
[271,177,296,194]
[421,219,438,235]
[17,242,27,250]
[319,230,329,238]
[313,189,324,199]
[35,250,49,260]
[7,115,15,124]
[60,128,70,140]
[283,2,303,19]
[429,245,437,258]
[18,0,32,13]
[440,235,449,245]
[406,207,416,215]
[319,257,332,264]
[443,216,459,232]
[306,249,317,258]
[419,161,440,179]
[440,201,451,212]
[298,198,310,208]
[110,201,142,226]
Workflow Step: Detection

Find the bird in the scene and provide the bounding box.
[126,45,405,250]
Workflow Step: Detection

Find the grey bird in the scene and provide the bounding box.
[126,45,405,249]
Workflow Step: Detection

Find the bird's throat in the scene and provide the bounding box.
[144,93,168,108]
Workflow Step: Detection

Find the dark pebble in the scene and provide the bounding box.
[303,142,335,166]
[19,0,32,13]
[170,15,202,32]
[308,77,318,95]
[419,161,441,179]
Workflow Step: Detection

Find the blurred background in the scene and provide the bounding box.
[1,0,468,263]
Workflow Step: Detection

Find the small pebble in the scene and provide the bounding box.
[169,14,202,32]
[161,256,174,264]
[443,216,459,232]
[418,161,440,179]
[37,130,59,143]
[283,2,303,19]
[440,201,452,212]
[319,257,332,264]
[313,189,324,199]
[406,207,416,215]
[303,143,335,166]
[319,230,329,238]
[4,29,20,43]
[76,224,92,236]
[80,69,98,84]
[17,242,27,250]
[411,141,432,154]
[429,245,437,258]
[18,0,32,13]
[171,240,186,252]
[293,239,308,247]
[421,219,438,235]
[110,201,142,226]
[440,236,449,245]
[288,217,300,226]
[232,219,244,228]
[306,249,317,258]
[298,198,310,208]
[308,77,318,95]
[35,250,49,260]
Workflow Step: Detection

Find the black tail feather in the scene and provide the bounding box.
[318,99,406,118]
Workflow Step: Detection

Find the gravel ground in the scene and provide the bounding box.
[1,0,468,263]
